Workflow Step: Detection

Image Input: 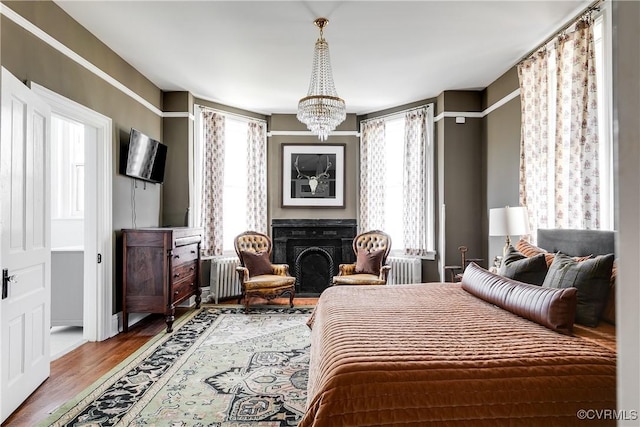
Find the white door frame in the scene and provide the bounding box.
[30,83,113,342]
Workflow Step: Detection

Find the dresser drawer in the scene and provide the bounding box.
[171,244,199,268]
[171,260,197,282]
[172,276,198,304]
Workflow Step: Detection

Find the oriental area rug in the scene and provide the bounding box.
[40,306,314,427]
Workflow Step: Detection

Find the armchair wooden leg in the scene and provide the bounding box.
[289,291,294,308]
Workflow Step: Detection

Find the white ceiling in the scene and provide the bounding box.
[54,1,590,115]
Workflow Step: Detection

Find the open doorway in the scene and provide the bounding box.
[50,115,86,358]
[30,82,114,347]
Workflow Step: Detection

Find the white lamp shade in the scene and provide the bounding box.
[489,208,508,236]
[489,206,529,237]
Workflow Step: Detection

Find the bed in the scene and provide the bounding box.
[300,230,617,426]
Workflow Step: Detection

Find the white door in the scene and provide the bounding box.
[0,67,51,423]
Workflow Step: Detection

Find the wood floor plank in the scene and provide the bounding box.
[2,308,190,427]
[2,299,317,426]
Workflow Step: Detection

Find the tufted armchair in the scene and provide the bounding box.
[332,230,392,286]
[234,231,295,311]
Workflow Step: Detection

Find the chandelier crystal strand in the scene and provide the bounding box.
[297,18,346,141]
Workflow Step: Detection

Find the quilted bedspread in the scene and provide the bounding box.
[300,284,616,427]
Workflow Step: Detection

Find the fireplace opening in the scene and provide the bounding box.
[295,247,334,295]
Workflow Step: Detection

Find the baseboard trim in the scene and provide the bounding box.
[111,312,151,336]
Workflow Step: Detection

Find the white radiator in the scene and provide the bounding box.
[209,256,242,303]
[387,256,422,285]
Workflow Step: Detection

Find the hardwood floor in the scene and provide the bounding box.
[2,298,317,426]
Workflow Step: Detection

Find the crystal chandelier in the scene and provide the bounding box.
[297,18,346,141]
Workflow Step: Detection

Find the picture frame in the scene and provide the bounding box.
[281,143,345,208]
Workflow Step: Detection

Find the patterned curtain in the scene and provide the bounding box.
[518,51,551,240]
[403,106,433,255]
[359,119,386,232]
[518,16,599,241]
[200,111,225,257]
[246,120,267,233]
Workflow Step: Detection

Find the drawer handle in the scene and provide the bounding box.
[173,273,180,278]
[189,266,195,271]
[174,290,179,295]
[174,254,180,259]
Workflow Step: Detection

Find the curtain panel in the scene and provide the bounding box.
[403,106,433,255]
[359,119,386,232]
[518,17,599,241]
[200,111,225,257]
[246,121,268,233]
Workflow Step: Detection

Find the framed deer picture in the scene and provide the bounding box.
[281,144,345,207]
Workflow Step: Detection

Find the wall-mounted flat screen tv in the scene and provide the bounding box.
[123,128,167,184]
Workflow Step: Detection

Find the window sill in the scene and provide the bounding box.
[388,251,437,261]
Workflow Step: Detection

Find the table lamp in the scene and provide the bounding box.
[489,206,530,256]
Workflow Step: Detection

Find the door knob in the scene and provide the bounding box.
[2,269,16,300]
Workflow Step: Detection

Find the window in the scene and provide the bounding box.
[360,105,435,257]
[383,117,405,252]
[193,107,267,257]
[51,114,84,219]
[518,11,612,236]
[544,15,612,229]
[221,117,249,252]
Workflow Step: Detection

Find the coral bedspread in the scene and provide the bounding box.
[301,284,616,427]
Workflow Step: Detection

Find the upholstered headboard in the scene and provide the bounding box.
[537,229,616,257]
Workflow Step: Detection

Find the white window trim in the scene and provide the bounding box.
[595,6,614,230]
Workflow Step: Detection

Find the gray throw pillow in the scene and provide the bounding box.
[499,245,548,285]
[542,252,614,327]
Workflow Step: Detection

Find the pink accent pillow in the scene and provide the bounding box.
[241,250,272,276]
[355,249,385,276]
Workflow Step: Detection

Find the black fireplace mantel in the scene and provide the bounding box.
[271,219,357,295]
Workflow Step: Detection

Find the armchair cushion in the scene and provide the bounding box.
[355,248,385,275]
[333,274,386,286]
[243,275,296,291]
[240,250,273,276]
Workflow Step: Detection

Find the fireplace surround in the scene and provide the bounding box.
[272,219,357,296]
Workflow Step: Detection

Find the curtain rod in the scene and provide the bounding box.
[195,104,267,124]
[360,103,433,124]
[517,0,604,65]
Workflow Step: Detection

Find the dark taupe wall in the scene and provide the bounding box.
[162,91,194,227]
[612,0,640,413]
[1,0,164,313]
[436,91,484,275]
[268,114,359,225]
[482,68,521,264]
[1,0,163,231]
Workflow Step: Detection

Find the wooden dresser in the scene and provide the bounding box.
[122,227,203,332]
